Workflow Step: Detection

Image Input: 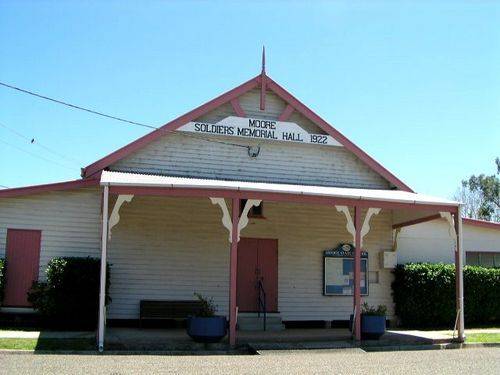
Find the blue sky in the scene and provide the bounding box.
[0,1,498,197]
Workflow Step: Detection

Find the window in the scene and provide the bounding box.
[240,199,264,218]
[466,252,500,268]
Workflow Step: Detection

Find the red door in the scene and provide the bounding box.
[237,238,278,312]
[4,229,41,307]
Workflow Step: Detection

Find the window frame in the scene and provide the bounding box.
[240,199,265,219]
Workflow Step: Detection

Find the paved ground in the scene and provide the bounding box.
[0,327,455,343]
[1,348,499,374]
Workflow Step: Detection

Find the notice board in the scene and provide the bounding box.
[324,243,368,296]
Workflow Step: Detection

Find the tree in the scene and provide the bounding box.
[457,158,500,222]
[453,183,484,220]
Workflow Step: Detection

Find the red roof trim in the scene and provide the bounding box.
[278,104,295,122]
[392,214,442,229]
[0,178,99,198]
[265,76,413,192]
[82,73,413,192]
[230,98,246,117]
[463,218,500,230]
[82,75,260,177]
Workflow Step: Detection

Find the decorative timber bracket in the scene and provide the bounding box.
[108,194,134,240]
[210,197,262,243]
[335,206,381,247]
[440,211,458,250]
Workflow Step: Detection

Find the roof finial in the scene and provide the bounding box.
[261,45,266,73]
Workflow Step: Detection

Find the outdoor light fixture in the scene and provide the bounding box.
[248,145,260,158]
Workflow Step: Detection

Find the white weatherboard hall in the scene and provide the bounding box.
[0,59,465,351]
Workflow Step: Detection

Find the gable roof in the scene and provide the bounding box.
[82,73,414,192]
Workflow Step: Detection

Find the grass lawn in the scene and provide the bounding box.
[466,333,500,343]
[0,338,95,351]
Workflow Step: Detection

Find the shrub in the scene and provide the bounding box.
[392,263,500,328]
[193,293,217,317]
[28,257,110,329]
[362,302,387,316]
[0,258,5,305]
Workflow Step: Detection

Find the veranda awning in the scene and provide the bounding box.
[100,170,459,209]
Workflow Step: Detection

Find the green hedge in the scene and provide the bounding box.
[0,258,5,305]
[28,257,110,329]
[392,263,500,328]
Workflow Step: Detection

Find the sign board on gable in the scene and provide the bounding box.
[178,116,342,147]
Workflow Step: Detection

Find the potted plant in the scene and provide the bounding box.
[360,302,387,339]
[186,293,227,343]
[350,303,387,339]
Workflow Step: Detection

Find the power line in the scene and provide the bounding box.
[0,122,82,165]
[0,137,74,170]
[0,185,9,189]
[0,81,250,149]
[0,81,156,130]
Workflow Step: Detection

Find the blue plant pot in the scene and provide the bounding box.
[349,314,386,340]
[360,315,386,340]
[186,316,227,343]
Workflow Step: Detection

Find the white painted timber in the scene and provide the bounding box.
[178,116,342,147]
[110,132,391,189]
[104,195,395,321]
[0,187,102,279]
[209,197,232,242]
[101,171,459,207]
[237,199,261,241]
[397,219,500,264]
[361,208,382,247]
[111,90,391,189]
[335,206,355,243]
[108,194,134,240]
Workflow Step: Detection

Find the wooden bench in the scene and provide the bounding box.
[139,300,204,327]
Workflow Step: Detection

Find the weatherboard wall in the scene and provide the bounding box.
[105,195,394,321]
[0,187,101,279]
[398,219,500,264]
[110,90,391,189]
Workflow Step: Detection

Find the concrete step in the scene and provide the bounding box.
[238,312,281,318]
[238,316,283,325]
[237,315,285,331]
[239,323,285,332]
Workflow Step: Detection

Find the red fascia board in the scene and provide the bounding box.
[109,186,456,213]
[463,218,500,231]
[392,214,442,229]
[82,75,260,177]
[265,76,414,192]
[0,178,99,198]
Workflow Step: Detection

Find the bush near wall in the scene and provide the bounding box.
[0,258,5,305]
[28,257,110,329]
[392,263,500,328]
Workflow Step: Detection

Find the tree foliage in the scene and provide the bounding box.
[456,157,500,222]
[28,257,110,329]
